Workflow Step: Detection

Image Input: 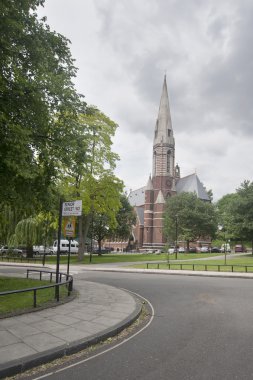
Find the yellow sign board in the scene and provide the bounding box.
[63,217,76,238]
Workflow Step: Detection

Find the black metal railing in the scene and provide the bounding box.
[0,269,73,308]
[146,262,253,273]
[0,255,43,264]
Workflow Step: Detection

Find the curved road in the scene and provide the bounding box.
[34,270,253,380]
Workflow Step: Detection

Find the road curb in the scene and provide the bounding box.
[0,293,142,379]
[81,266,253,279]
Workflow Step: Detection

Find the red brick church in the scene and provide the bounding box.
[128,76,210,250]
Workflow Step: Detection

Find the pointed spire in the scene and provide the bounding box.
[154,75,173,145]
[146,175,153,190]
[155,190,165,204]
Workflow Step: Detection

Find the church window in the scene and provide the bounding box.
[167,150,171,172]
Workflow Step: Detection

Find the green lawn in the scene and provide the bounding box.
[42,252,221,265]
[132,254,253,272]
[0,276,68,315]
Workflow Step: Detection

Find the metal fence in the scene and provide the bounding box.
[0,255,43,264]
[146,262,253,273]
[0,269,73,308]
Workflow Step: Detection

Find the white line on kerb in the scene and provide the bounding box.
[33,289,155,380]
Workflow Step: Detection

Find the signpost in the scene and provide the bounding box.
[63,217,76,275]
[56,200,82,300]
[62,200,82,217]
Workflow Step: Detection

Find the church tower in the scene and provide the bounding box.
[143,75,178,248]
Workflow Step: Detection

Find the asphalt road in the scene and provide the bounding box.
[25,270,253,380]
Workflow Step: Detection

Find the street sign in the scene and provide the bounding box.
[62,200,82,216]
[63,218,76,237]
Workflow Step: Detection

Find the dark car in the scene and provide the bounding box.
[189,247,197,253]
[94,248,112,255]
[210,247,221,253]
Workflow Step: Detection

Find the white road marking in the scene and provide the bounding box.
[33,289,155,380]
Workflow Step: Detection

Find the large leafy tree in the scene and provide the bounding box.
[216,193,239,242]
[0,0,85,210]
[218,181,253,252]
[60,107,123,260]
[234,181,253,250]
[108,194,136,242]
[164,192,217,251]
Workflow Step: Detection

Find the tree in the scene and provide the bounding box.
[59,107,123,260]
[108,194,136,242]
[164,192,217,251]
[232,181,253,252]
[91,214,111,254]
[216,193,239,242]
[11,217,38,257]
[0,0,85,210]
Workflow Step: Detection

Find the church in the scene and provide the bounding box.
[128,76,210,250]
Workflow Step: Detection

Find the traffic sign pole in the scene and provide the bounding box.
[55,198,63,301]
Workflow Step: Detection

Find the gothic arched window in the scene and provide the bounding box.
[167,150,171,172]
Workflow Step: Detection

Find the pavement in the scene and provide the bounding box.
[0,263,142,379]
[1,259,253,379]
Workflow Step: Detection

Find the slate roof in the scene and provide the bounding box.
[176,173,210,201]
[135,206,144,225]
[128,186,145,207]
[128,173,210,207]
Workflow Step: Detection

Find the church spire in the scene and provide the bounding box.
[152,76,175,178]
[153,75,173,146]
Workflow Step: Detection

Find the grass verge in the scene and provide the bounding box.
[42,252,221,265]
[0,276,69,316]
[132,254,253,272]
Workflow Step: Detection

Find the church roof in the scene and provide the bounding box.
[176,173,210,201]
[155,190,165,204]
[135,206,144,225]
[128,187,145,207]
[128,173,210,206]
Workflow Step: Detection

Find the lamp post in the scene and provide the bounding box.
[218,224,227,265]
[175,214,178,260]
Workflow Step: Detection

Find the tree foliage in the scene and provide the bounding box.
[59,107,123,259]
[217,181,253,250]
[164,192,217,249]
[108,194,136,241]
[0,0,85,210]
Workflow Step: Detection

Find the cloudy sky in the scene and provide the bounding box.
[38,0,253,201]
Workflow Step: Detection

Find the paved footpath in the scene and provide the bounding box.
[0,263,141,379]
[1,260,253,379]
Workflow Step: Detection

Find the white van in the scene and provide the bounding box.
[220,243,231,253]
[51,240,79,254]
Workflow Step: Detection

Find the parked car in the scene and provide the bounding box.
[33,246,51,255]
[200,246,209,253]
[189,247,197,253]
[168,246,176,254]
[210,247,221,253]
[178,247,185,253]
[234,244,246,253]
[0,246,23,256]
[94,248,111,254]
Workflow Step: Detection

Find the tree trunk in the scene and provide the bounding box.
[78,214,92,261]
[26,245,33,258]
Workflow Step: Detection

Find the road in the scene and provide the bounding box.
[2,267,253,379]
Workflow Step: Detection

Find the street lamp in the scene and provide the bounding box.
[218,224,227,265]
